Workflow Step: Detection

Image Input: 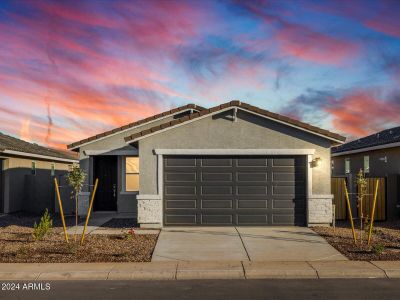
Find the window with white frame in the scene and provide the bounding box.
[345,158,350,174]
[125,157,139,192]
[364,156,370,173]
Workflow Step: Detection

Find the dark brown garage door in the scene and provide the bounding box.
[163,156,307,226]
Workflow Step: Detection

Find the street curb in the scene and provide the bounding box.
[0,261,399,280]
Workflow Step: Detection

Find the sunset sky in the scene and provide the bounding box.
[0,0,399,149]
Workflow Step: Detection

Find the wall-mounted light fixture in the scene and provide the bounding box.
[379,156,387,163]
[311,157,322,168]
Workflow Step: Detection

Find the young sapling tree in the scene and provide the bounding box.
[66,164,86,242]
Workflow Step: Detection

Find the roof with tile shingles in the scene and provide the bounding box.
[0,132,77,161]
[67,103,205,150]
[124,100,346,143]
[332,126,400,154]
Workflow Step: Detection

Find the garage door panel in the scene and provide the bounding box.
[237,214,268,225]
[237,158,268,166]
[165,172,197,182]
[201,158,232,166]
[237,199,268,209]
[165,157,196,167]
[272,172,305,182]
[202,172,233,182]
[166,200,197,209]
[201,200,233,209]
[272,214,294,225]
[202,186,233,195]
[272,199,295,209]
[237,172,268,182]
[165,186,196,196]
[202,214,233,225]
[237,186,268,195]
[163,156,306,226]
[272,185,305,196]
[165,214,196,225]
[272,158,296,166]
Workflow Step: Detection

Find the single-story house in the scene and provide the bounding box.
[68,101,346,227]
[332,126,400,220]
[0,132,78,215]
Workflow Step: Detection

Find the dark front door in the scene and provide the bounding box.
[163,156,306,226]
[93,156,118,211]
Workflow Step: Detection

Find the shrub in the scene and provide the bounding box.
[32,209,53,241]
[372,243,385,255]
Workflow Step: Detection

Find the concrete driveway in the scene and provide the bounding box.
[151,227,347,262]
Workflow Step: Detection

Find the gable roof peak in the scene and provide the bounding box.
[124,100,346,143]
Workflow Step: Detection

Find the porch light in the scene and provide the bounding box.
[311,157,322,168]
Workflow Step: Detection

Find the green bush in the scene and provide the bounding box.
[372,243,385,255]
[32,209,53,241]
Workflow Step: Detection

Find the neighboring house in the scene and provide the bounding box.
[0,132,78,215]
[332,126,400,220]
[68,101,345,227]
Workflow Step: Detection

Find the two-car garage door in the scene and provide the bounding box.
[163,156,307,226]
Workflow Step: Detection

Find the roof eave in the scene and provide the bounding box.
[332,141,400,157]
[1,149,78,163]
[67,106,203,151]
[125,105,346,144]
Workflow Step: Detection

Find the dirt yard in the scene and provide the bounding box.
[313,221,400,261]
[0,213,158,263]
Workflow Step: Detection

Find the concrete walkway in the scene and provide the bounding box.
[152,227,346,262]
[0,261,398,280]
[66,212,137,235]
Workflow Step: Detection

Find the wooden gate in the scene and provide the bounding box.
[331,177,347,220]
[359,177,386,221]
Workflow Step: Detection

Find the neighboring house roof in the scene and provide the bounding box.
[332,126,400,155]
[67,103,204,150]
[124,101,346,144]
[0,132,78,163]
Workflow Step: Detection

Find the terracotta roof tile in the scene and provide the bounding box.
[67,104,205,149]
[124,101,346,143]
[0,132,78,161]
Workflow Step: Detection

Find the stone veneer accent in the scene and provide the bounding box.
[136,194,334,227]
[307,194,333,225]
[137,195,162,226]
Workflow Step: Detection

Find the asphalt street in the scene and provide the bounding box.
[1,279,400,300]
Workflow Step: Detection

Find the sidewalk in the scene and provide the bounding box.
[0,261,399,280]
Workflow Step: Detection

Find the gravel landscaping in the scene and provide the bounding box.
[313,221,400,261]
[0,213,158,263]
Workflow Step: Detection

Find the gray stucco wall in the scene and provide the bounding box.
[78,113,188,156]
[77,113,185,214]
[138,110,333,196]
[332,147,400,220]
[1,156,71,215]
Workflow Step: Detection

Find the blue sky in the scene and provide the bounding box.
[0,0,399,148]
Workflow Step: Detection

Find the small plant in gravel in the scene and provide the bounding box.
[372,243,385,255]
[16,245,29,257]
[32,209,53,241]
[65,242,79,255]
[125,228,136,240]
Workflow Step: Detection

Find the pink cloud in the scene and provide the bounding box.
[325,90,400,137]
[275,24,360,65]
